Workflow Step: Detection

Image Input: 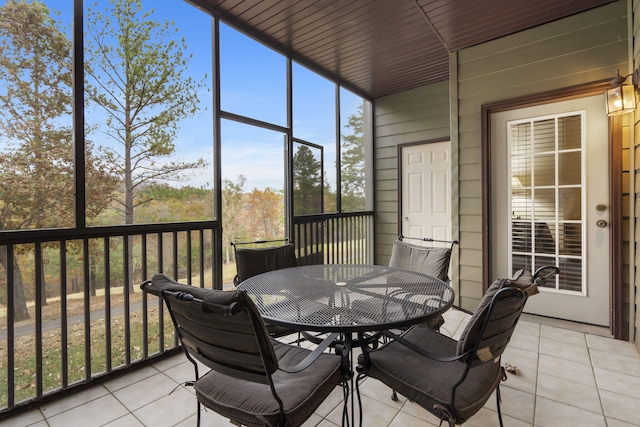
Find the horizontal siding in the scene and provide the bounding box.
[373,81,450,265]
[457,0,627,311]
[371,1,633,320]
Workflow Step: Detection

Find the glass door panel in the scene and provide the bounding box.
[509,112,585,294]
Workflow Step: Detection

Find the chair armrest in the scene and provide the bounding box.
[140,279,157,295]
[278,332,341,373]
[382,329,468,363]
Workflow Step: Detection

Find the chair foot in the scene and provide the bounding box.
[391,390,398,401]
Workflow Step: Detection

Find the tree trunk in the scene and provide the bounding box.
[0,246,30,321]
[40,260,48,306]
[127,235,135,293]
[89,263,97,297]
[124,140,135,293]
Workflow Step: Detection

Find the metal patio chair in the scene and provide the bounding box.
[351,235,457,336]
[231,239,301,340]
[141,273,346,427]
[389,235,457,281]
[231,238,298,287]
[356,265,559,427]
[387,235,458,331]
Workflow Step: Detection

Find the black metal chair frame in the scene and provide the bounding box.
[141,278,348,427]
[384,235,459,336]
[356,265,559,427]
[397,234,459,251]
[231,238,292,286]
[230,238,303,341]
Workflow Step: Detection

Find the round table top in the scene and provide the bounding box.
[237,264,454,333]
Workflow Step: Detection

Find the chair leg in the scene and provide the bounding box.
[390,390,398,401]
[342,380,350,427]
[496,385,504,427]
[196,400,201,427]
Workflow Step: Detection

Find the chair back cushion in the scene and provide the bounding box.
[144,273,278,382]
[456,269,537,365]
[389,240,452,281]
[235,244,298,283]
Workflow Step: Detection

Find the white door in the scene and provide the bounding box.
[400,141,452,243]
[491,95,609,326]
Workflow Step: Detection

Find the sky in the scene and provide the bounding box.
[34,0,364,193]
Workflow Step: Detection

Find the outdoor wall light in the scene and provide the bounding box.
[606,69,638,116]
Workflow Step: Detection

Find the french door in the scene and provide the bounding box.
[491,95,609,326]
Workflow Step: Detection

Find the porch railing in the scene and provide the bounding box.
[0,222,220,417]
[293,211,374,265]
[0,211,373,418]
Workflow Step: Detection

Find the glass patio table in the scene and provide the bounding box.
[237,264,455,426]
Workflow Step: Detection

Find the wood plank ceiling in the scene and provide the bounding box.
[194,0,617,99]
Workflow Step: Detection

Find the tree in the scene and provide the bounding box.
[246,188,283,240]
[340,105,366,212]
[222,175,246,264]
[85,0,208,225]
[293,145,322,215]
[84,0,208,290]
[0,0,116,320]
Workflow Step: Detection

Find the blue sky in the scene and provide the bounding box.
[36,0,364,192]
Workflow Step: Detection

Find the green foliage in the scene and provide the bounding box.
[340,104,366,212]
[140,183,211,202]
[0,305,175,406]
[0,0,117,231]
[0,0,117,319]
[293,145,323,215]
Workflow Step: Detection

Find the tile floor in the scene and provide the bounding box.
[3,308,640,427]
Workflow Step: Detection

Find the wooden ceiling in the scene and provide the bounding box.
[194,0,617,99]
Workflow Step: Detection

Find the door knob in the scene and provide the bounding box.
[402,216,409,221]
[596,204,607,212]
[596,220,607,228]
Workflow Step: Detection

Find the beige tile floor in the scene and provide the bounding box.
[3,308,640,427]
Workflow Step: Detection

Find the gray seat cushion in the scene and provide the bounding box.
[195,341,343,427]
[358,325,501,423]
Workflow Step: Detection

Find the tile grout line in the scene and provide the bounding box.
[586,341,610,426]
[530,321,541,427]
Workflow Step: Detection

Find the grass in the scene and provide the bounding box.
[0,305,175,407]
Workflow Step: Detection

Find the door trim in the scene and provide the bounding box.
[481,80,624,338]
[609,115,624,339]
[396,138,450,236]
